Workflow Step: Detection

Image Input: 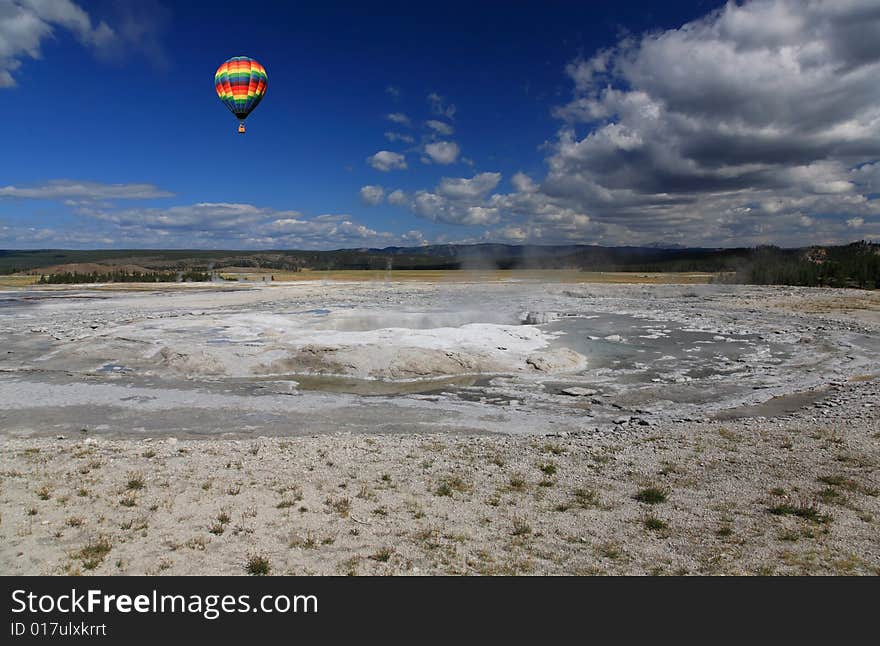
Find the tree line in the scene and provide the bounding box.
[718,242,880,288]
[37,270,213,284]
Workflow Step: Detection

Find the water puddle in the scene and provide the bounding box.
[714,388,827,420]
[250,374,494,396]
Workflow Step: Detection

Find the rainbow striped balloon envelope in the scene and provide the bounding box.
[215,56,268,131]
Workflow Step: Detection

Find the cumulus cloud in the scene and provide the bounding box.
[359,184,385,205]
[387,189,407,206]
[385,85,400,98]
[533,0,880,245]
[0,222,117,246]
[385,112,411,126]
[367,150,407,172]
[423,141,460,165]
[77,202,277,231]
[5,202,426,249]
[0,179,173,201]
[847,217,864,229]
[435,173,500,200]
[388,173,503,226]
[425,119,454,136]
[384,131,414,144]
[510,172,538,194]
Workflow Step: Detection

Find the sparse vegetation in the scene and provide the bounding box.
[289,532,318,549]
[75,537,112,570]
[245,554,271,576]
[434,474,472,497]
[634,487,668,505]
[126,473,145,491]
[325,496,351,517]
[644,515,668,532]
[768,502,829,523]
[506,473,528,492]
[597,542,622,560]
[573,488,599,509]
[511,518,532,536]
[370,546,394,562]
[817,487,844,504]
[542,443,564,455]
[715,524,733,538]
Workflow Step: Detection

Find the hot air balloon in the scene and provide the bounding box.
[215,56,268,134]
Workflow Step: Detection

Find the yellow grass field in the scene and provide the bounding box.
[0,275,41,288]
[219,269,720,284]
[0,269,721,288]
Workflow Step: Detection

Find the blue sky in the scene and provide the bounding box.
[1,0,880,249]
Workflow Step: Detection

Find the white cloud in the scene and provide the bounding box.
[4,202,427,249]
[847,217,864,229]
[78,202,276,230]
[511,172,538,193]
[399,229,427,245]
[436,173,500,200]
[385,112,411,126]
[359,185,385,205]
[387,189,407,206]
[385,85,400,98]
[424,141,460,165]
[384,131,414,144]
[0,222,117,246]
[529,0,880,245]
[388,173,504,226]
[367,150,407,172]
[0,0,120,87]
[427,92,456,119]
[0,179,173,201]
[425,119,454,136]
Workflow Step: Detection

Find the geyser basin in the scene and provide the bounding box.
[1,281,877,436]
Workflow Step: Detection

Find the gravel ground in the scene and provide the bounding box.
[1,377,877,576]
